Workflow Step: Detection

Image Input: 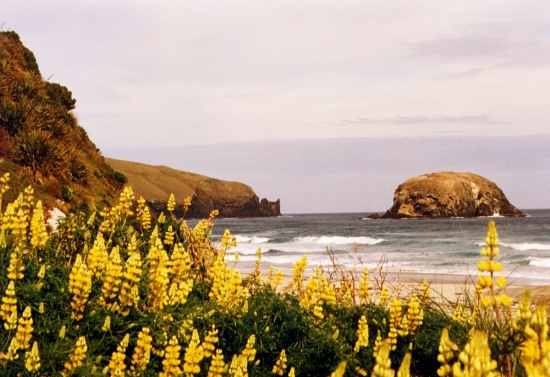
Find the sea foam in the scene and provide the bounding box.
[293,235,385,245]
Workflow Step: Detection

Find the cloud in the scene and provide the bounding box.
[339,114,506,126]
[412,35,517,60]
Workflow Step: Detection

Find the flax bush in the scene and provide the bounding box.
[0,174,547,377]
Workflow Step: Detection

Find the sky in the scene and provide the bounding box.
[4,1,550,212]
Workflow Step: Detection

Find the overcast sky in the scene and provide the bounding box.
[4,1,550,212]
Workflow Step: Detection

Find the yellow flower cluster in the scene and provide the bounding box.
[451,330,499,377]
[0,280,18,330]
[183,329,205,375]
[24,341,40,373]
[476,221,512,308]
[202,325,219,358]
[87,233,109,278]
[388,298,402,350]
[160,336,182,377]
[146,237,170,311]
[521,307,550,377]
[207,349,227,377]
[437,329,459,377]
[30,200,48,249]
[68,254,93,321]
[300,267,336,321]
[354,315,369,352]
[62,336,88,376]
[358,267,369,305]
[100,246,124,311]
[167,193,176,213]
[208,256,249,314]
[130,327,153,375]
[7,250,24,280]
[272,349,287,376]
[288,256,308,295]
[119,240,143,315]
[107,333,130,377]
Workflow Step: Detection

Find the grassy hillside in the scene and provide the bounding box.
[106,158,255,202]
[0,31,124,212]
[108,158,280,218]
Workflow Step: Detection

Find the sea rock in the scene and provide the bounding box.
[382,172,525,218]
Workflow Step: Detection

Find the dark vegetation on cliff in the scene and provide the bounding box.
[0,31,124,211]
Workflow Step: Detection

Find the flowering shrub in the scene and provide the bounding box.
[0,175,547,376]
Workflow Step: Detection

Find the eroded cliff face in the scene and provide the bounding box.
[107,158,281,218]
[381,172,524,218]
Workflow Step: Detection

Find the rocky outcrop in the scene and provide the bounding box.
[0,31,123,212]
[381,172,524,218]
[107,158,281,218]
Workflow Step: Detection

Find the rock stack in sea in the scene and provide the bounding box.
[375,172,524,219]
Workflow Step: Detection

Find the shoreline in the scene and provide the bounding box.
[233,260,550,303]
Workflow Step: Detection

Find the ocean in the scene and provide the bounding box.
[210,209,550,283]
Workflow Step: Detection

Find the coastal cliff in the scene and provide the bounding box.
[107,158,281,218]
[0,31,123,212]
[380,172,524,218]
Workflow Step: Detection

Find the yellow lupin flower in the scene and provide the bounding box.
[242,335,257,362]
[164,225,175,246]
[228,354,249,377]
[358,267,369,305]
[160,336,182,377]
[87,233,109,278]
[272,349,288,376]
[68,254,93,321]
[208,256,250,314]
[329,361,347,377]
[451,330,498,377]
[404,295,423,334]
[62,336,87,376]
[146,238,170,311]
[7,250,25,280]
[202,325,219,359]
[25,341,41,373]
[0,280,18,330]
[437,328,458,377]
[107,334,130,377]
[207,349,226,377]
[300,267,336,321]
[183,329,204,376]
[220,229,237,251]
[15,306,34,351]
[102,315,112,332]
[354,315,369,352]
[372,340,394,377]
[521,307,550,377]
[30,200,48,249]
[288,256,308,295]
[397,353,411,377]
[119,244,142,316]
[379,287,390,307]
[388,298,402,350]
[167,193,176,213]
[100,246,123,311]
[170,243,192,281]
[130,327,153,375]
[58,325,67,339]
